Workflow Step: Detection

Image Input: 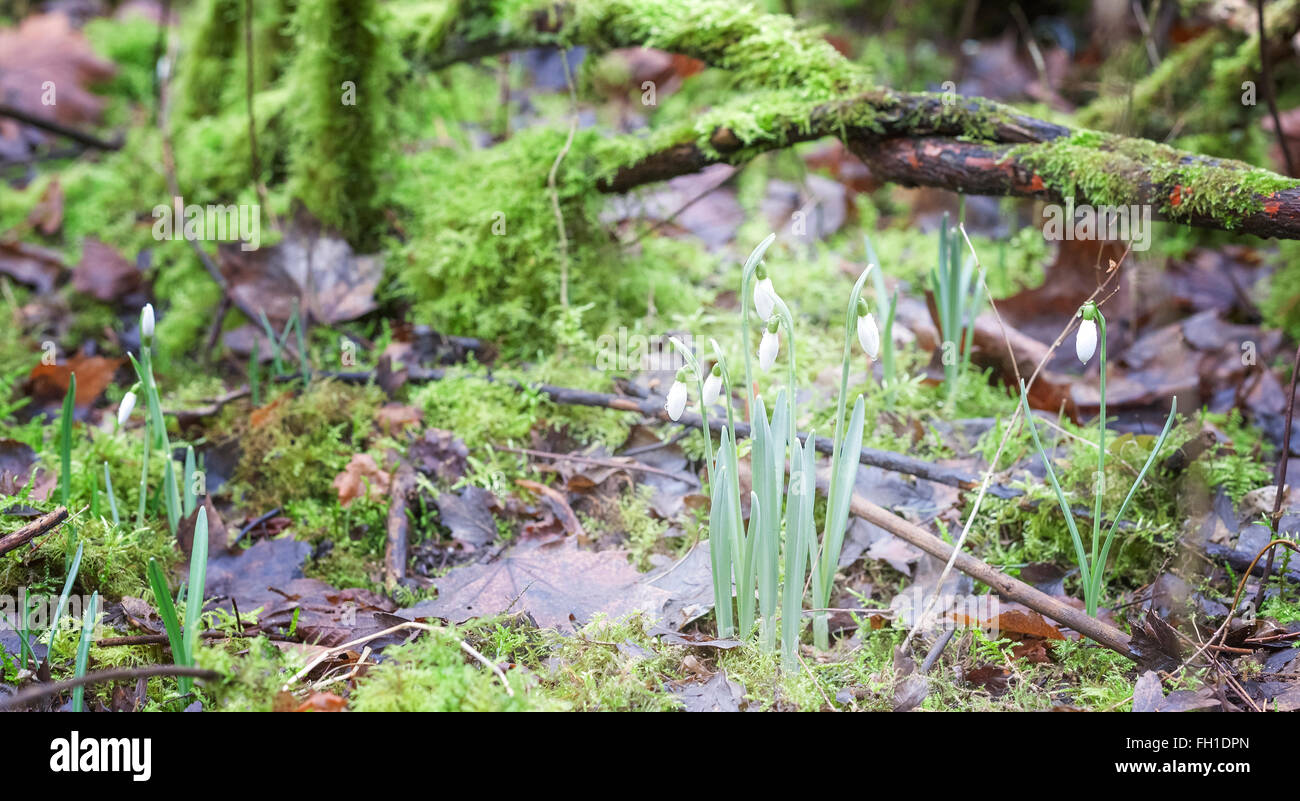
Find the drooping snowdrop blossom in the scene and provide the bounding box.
[753,263,777,322]
[141,303,155,341]
[856,298,880,359]
[665,370,689,421]
[1075,303,1099,365]
[702,364,723,407]
[117,391,137,426]
[759,319,780,371]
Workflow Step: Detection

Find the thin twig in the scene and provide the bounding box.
[1132,0,1161,68]
[492,444,692,482]
[0,665,218,710]
[232,506,282,546]
[282,621,513,697]
[1258,0,1297,176]
[0,103,122,151]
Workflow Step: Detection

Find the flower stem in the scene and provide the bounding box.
[1089,311,1107,617]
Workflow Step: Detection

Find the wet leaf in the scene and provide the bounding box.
[1132,670,1164,712]
[216,210,383,328]
[373,403,422,436]
[332,453,391,508]
[0,439,38,496]
[258,579,403,647]
[399,538,670,632]
[671,670,750,712]
[177,498,229,558]
[72,238,141,303]
[25,353,122,409]
[205,537,312,614]
[0,239,64,293]
[435,486,499,549]
[1156,688,1219,713]
[515,478,584,539]
[0,13,115,154]
[616,426,699,519]
[284,691,348,712]
[408,428,469,483]
[643,542,715,630]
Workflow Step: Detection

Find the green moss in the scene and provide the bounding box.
[487,0,872,97]
[84,15,159,114]
[350,625,542,711]
[1198,409,1273,503]
[391,124,708,351]
[227,380,384,512]
[1261,594,1300,626]
[1014,129,1300,225]
[975,415,1181,601]
[175,0,243,121]
[0,517,173,601]
[286,0,399,249]
[580,485,670,569]
[1261,240,1300,340]
[197,636,298,712]
[538,615,683,710]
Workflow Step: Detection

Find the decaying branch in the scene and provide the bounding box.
[846,489,1135,659]
[0,507,69,557]
[420,0,1300,240]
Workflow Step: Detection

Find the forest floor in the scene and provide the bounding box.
[2,2,1300,712]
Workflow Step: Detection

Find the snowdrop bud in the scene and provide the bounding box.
[1076,318,1098,364]
[665,372,689,421]
[759,324,780,371]
[857,308,880,359]
[117,391,136,426]
[140,303,155,340]
[753,264,777,322]
[702,365,723,407]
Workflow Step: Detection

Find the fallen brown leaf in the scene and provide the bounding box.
[399,538,670,632]
[73,238,141,303]
[332,454,391,508]
[25,353,122,408]
[0,239,64,293]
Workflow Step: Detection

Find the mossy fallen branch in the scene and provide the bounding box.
[421,0,1300,239]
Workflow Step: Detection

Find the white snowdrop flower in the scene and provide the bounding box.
[759,327,780,371]
[141,303,155,339]
[1076,318,1098,365]
[857,311,880,359]
[702,368,723,407]
[665,378,689,421]
[754,276,777,321]
[117,391,136,426]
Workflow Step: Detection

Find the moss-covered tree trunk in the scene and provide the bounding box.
[418,0,1300,240]
[286,0,392,251]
